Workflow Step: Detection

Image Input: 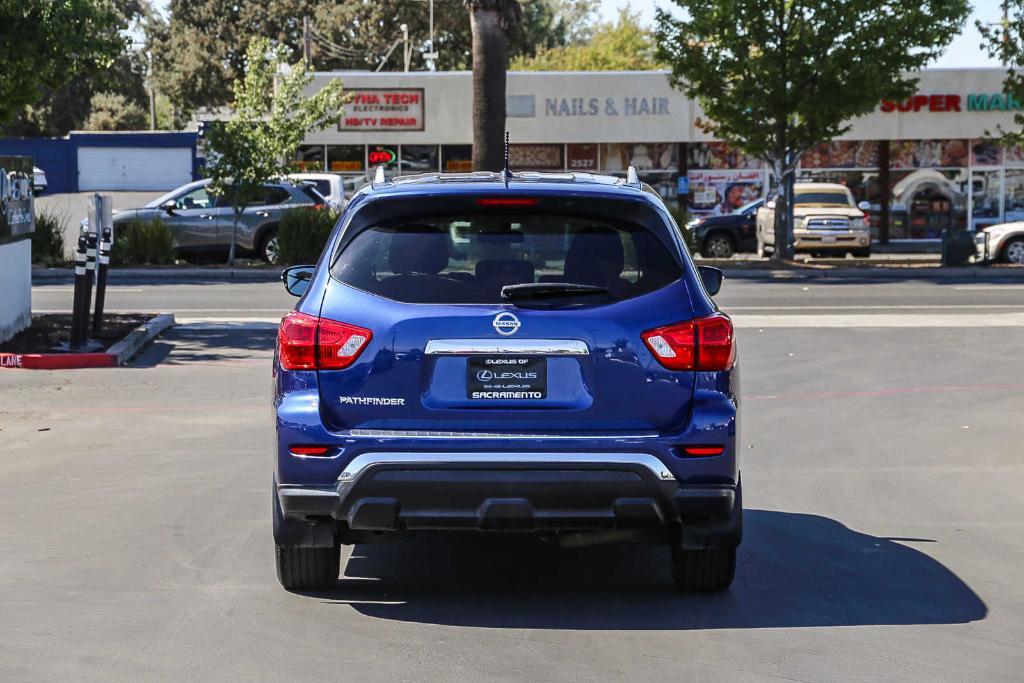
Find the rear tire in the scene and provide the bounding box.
[276,544,340,591]
[671,545,736,592]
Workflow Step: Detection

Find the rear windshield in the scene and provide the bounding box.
[794,191,851,207]
[330,212,683,304]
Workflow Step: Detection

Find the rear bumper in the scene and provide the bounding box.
[275,452,741,547]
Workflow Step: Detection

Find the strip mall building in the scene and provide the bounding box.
[298,68,1023,243]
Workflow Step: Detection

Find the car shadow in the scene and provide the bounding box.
[307,509,986,630]
[131,326,276,367]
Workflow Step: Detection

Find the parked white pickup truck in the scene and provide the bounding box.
[756,182,872,257]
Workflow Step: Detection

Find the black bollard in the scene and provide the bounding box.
[70,235,88,350]
[92,227,112,336]
[81,231,98,343]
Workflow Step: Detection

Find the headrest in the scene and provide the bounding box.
[564,226,625,284]
[475,259,535,286]
[388,225,449,275]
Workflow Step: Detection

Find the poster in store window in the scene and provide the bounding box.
[970,139,1003,166]
[509,144,563,170]
[601,143,677,172]
[686,169,766,216]
[912,140,969,168]
[687,142,761,170]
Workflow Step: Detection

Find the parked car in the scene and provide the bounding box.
[32,167,47,195]
[756,182,872,257]
[976,222,1024,264]
[81,179,325,263]
[289,172,346,212]
[273,169,742,593]
[687,198,763,258]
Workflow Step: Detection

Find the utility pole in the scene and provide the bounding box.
[303,16,312,67]
[424,0,437,71]
[401,24,411,72]
[147,51,156,130]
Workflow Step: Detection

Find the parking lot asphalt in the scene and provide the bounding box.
[3,279,1024,680]
[35,192,164,258]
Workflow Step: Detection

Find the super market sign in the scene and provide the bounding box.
[880,92,1024,113]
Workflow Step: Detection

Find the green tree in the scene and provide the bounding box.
[152,0,596,118]
[466,0,522,171]
[512,8,660,70]
[0,0,129,130]
[204,37,344,266]
[656,0,969,259]
[84,92,149,131]
[979,2,1024,145]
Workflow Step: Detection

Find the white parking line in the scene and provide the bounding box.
[953,285,1024,290]
[732,312,1024,328]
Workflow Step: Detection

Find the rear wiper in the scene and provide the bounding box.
[500,282,609,301]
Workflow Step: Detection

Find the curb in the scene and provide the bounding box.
[106,313,176,365]
[717,266,1024,281]
[33,268,281,283]
[0,313,175,371]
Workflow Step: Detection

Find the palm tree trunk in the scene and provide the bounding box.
[469,6,507,172]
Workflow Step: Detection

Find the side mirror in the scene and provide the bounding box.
[766,200,776,210]
[857,200,871,211]
[160,199,177,215]
[698,265,724,296]
[281,265,315,297]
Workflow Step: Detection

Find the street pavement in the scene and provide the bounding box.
[2,278,1023,680]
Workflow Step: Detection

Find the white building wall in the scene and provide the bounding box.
[0,239,31,343]
[305,68,1021,145]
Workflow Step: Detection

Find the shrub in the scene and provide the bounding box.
[111,218,176,265]
[31,210,67,265]
[277,207,338,265]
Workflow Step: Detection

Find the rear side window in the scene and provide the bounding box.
[331,212,682,304]
[299,185,326,204]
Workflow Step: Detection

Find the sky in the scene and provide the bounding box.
[150,0,1004,70]
[597,0,1005,69]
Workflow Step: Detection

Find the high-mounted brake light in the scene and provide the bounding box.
[476,198,538,207]
[278,311,372,371]
[641,313,735,371]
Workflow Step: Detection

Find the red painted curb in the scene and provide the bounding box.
[0,352,117,370]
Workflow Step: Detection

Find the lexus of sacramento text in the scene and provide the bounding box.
[274,167,741,592]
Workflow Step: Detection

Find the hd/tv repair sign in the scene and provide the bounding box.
[339,88,425,131]
[0,156,34,240]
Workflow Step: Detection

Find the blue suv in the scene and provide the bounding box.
[274,169,741,592]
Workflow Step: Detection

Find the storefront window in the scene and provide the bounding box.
[509,144,563,171]
[971,139,1003,166]
[972,170,1002,230]
[1004,169,1024,222]
[567,144,599,171]
[399,145,439,173]
[326,145,365,174]
[890,169,968,238]
[800,141,879,169]
[441,145,473,172]
[601,143,677,173]
[368,145,399,175]
[687,142,761,170]
[292,145,325,172]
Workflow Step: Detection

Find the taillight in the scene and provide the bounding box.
[641,313,735,371]
[278,311,372,371]
[289,445,333,456]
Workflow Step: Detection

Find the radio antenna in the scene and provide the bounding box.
[502,131,511,182]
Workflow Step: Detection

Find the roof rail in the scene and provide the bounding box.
[625,165,640,186]
[371,165,388,188]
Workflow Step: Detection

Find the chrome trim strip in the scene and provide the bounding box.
[424,339,589,355]
[337,452,675,483]
[347,429,659,440]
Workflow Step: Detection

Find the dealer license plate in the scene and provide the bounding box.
[468,357,547,399]
[821,235,837,243]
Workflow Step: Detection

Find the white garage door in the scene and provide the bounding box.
[78,147,193,191]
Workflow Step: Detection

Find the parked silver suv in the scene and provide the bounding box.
[81,179,325,263]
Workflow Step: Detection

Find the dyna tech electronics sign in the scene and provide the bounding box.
[339,88,425,131]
